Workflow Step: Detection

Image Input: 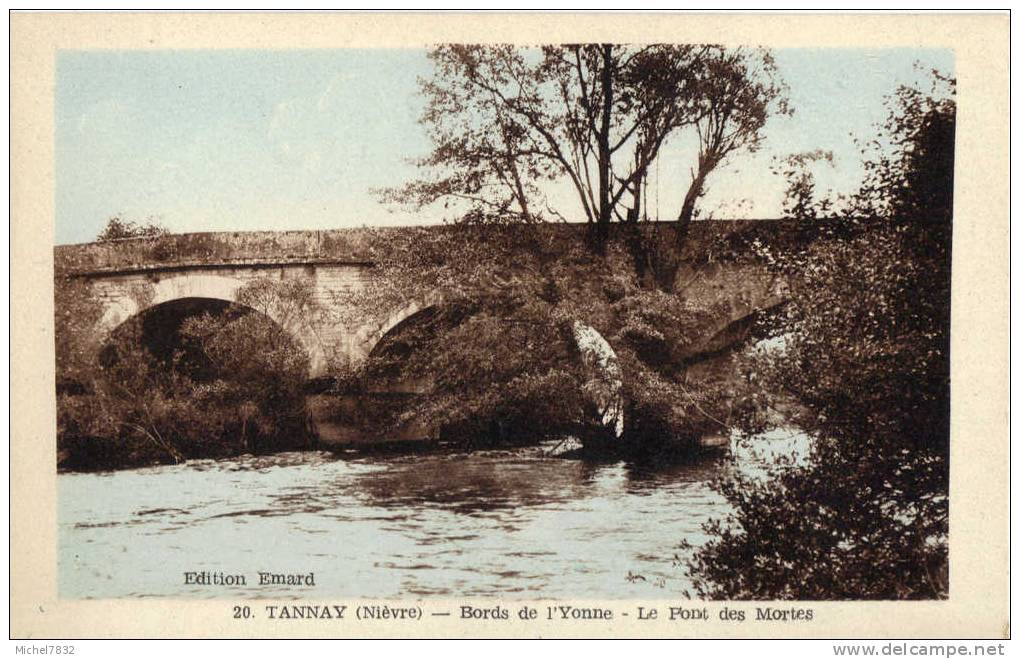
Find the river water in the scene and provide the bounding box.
[58,431,806,599]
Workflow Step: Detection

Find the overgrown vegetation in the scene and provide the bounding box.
[349,43,790,449]
[95,215,170,242]
[327,222,759,452]
[685,74,954,599]
[56,278,314,470]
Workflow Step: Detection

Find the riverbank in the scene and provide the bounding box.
[58,429,732,474]
[56,429,315,473]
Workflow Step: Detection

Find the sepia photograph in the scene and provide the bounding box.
[10,11,1009,641]
[53,41,956,602]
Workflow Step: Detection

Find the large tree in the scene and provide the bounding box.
[385,43,788,289]
[353,43,791,446]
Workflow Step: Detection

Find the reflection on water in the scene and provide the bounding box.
[58,436,805,599]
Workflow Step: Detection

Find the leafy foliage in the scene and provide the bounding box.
[54,275,106,393]
[56,278,314,470]
[360,43,792,446]
[687,74,954,599]
[772,149,836,221]
[178,279,314,451]
[384,44,788,287]
[328,223,742,449]
[95,215,170,242]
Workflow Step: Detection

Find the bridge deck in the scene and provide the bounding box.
[54,220,806,276]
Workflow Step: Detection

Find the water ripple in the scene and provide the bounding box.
[55,441,790,600]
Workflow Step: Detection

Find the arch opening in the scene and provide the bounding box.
[98,274,328,378]
[102,296,311,382]
[102,295,313,452]
[364,305,445,393]
[360,308,625,445]
[310,302,481,446]
[316,297,627,449]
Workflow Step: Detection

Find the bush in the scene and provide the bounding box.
[95,215,169,242]
[685,75,953,599]
[56,278,315,470]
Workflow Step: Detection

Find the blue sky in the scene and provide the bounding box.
[55,47,953,245]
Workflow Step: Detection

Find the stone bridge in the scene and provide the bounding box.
[56,228,440,379]
[55,222,793,443]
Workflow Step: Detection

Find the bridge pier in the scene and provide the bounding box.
[306,392,435,446]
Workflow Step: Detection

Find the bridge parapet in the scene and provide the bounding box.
[55,220,811,275]
[54,228,393,275]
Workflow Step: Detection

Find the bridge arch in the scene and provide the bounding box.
[352,292,446,362]
[99,273,328,377]
[352,297,625,440]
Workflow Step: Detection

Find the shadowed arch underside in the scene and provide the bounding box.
[97,273,328,377]
[102,296,314,382]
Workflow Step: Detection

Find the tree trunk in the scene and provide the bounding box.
[624,224,654,289]
[675,169,708,251]
[623,168,656,288]
[652,245,682,292]
[595,43,614,254]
